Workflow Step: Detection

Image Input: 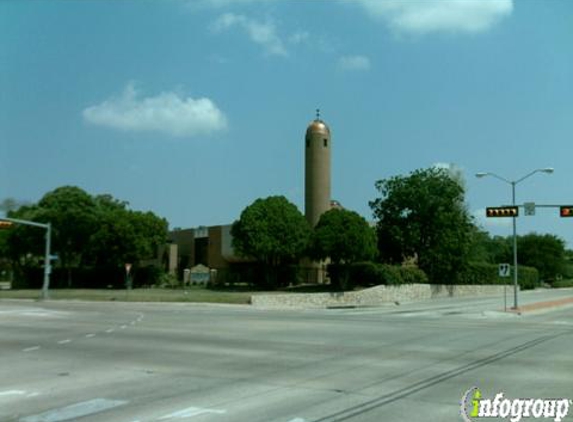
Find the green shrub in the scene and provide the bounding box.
[377,264,403,285]
[461,262,539,290]
[399,266,429,284]
[346,262,428,287]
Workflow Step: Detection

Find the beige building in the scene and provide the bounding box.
[167,112,335,284]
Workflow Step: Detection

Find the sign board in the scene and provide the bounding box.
[499,263,511,278]
[125,263,132,274]
[524,202,536,216]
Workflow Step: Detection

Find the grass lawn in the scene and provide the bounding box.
[0,286,253,304]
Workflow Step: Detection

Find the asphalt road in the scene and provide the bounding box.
[1,289,572,422]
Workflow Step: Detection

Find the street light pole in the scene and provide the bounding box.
[476,168,553,309]
[511,181,518,309]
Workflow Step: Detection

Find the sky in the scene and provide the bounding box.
[1,0,572,247]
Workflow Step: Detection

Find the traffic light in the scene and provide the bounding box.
[560,206,573,218]
[0,220,13,229]
[486,206,519,218]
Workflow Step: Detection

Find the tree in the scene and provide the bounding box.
[231,196,311,288]
[370,167,474,283]
[309,208,377,289]
[517,233,566,282]
[86,195,168,269]
[3,187,168,288]
[37,186,97,285]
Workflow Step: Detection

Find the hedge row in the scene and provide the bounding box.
[329,262,429,288]
[330,261,539,290]
[461,262,539,290]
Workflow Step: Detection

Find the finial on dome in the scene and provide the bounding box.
[315,108,320,121]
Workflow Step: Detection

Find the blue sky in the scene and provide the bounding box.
[1,0,572,247]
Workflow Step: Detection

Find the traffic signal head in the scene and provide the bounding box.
[486,206,519,218]
[0,220,13,229]
[560,206,573,218]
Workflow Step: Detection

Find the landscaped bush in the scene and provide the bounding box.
[461,262,539,290]
[398,266,429,284]
[344,262,428,287]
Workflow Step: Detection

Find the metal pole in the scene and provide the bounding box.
[512,182,518,309]
[42,223,52,300]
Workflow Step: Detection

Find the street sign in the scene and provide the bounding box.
[524,202,536,216]
[499,263,511,278]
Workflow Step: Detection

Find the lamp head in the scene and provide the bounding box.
[475,172,489,178]
[540,167,554,174]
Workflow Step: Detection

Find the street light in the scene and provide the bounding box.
[476,168,554,309]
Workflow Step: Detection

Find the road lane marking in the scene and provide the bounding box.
[23,346,40,352]
[86,334,96,338]
[20,398,128,422]
[105,328,114,333]
[158,406,226,419]
[121,325,127,329]
[0,390,26,397]
[57,339,71,344]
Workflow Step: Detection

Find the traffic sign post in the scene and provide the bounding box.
[499,263,511,312]
[524,202,536,216]
[125,263,132,287]
[498,263,511,278]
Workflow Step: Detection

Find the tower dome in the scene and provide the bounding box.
[306,119,330,137]
[304,110,331,227]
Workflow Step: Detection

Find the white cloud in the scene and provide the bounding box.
[212,13,287,57]
[338,55,371,71]
[289,30,310,45]
[83,83,228,137]
[346,0,513,34]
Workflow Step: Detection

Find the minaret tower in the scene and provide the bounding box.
[305,109,331,227]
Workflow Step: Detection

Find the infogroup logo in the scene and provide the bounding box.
[460,387,572,422]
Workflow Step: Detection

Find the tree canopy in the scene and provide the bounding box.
[370,167,474,283]
[231,196,311,287]
[309,208,377,265]
[3,187,168,287]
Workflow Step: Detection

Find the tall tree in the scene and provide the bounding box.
[231,196,311,288]
[309,208,377,289]
[370,167,474,283]
[37,186,97,285]
[517,233,566,282]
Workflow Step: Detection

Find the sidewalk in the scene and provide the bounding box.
[508,295,573,314]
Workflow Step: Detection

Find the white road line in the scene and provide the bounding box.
[130,321,136,325]
[57,339,71,345]
[85,334,96,338]
[121,325,127,329]
[0,390,26,397]
[20,398,128,422]
[27,392,41,398]
[288,419,307,422]
[159,406,226,420]
[105,328,114,333]
[23,346,40,352]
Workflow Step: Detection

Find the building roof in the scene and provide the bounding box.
[306,119,330,137]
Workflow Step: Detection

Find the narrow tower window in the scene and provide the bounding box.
[323,138,328,147]
[306,138,310,148]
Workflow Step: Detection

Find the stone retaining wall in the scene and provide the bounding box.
[251,284,511,309]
